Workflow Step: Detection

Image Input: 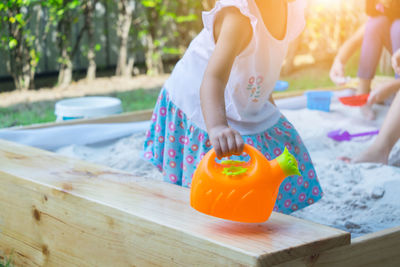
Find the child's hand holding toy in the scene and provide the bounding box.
[209,125,244,159]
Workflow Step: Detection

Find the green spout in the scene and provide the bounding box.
[276,147,301,177]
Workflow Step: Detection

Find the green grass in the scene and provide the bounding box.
[281,65,334,91]
[0,101,58,128]
[109,88,161,112]
[0,88,161,128]
[279,52,365,92]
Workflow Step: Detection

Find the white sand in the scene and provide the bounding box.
[57,133,163,181]
[282,103,400,238]
[56,102,400,238]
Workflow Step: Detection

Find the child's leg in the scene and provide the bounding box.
[354,91,400,164]
[391,19,400,79]
[358,16,392,93]
[353,20,400,164]
[358,16,392,120]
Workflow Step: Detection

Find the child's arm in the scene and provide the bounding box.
[200,7,252,159]
[368,80,400,104]
[368,49,400,104]
[330,24,365,85]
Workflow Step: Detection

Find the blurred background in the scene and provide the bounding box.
[0,0,392,127]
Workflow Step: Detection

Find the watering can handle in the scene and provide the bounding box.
[206,144,261,172]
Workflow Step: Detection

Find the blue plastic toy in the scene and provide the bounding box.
[305,91,333,112]
[274,80,289,92]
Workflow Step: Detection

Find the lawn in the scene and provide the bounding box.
[0,88,161,128]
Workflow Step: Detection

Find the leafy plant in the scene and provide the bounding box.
[138,0,202,75]
[0,0,44,90]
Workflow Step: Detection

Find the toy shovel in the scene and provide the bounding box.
[327,129,379,141]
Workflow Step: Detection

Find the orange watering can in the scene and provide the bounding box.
[190,144,300,223]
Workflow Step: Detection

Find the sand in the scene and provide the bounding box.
[57,132,163,182]
[282,103,400,238]
[56,101,400,238]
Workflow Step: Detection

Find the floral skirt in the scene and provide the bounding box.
[142,88,323,214]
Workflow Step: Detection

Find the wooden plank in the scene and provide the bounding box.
[276,226,400,267]
[0,139,350,266]
[13,109,154,130]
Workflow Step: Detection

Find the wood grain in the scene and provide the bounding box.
[276,226,400,267]
[0,139,350,266]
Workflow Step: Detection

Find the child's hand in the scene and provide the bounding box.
[209,125,244,159]
[330,58,346,85]
[368,82,398,105]
[392,49,400,75]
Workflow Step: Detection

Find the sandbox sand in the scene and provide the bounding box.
[56,102,400,238]
[283,103,400,238]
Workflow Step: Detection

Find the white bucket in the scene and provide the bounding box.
[55,96,122,122]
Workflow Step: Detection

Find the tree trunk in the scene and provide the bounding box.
[86,0,97,81]
[116,0,134,77]
[87,50,96,81]
[144,9,164,76]
[145,35,164,76]
[103,0,111,67]
[56,0,86,88]
[8,44,29,91]
[58,61,73,88]
[57,4,85,88]
[6,7,33,91]
[116,32,129,75]
[145,34,155,75]
[123,55,135,77]
[58,43,73,88]
[23,47,33,90]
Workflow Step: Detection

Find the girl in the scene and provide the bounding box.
[142,0,322,214]
[330,0,400,120]
[346,49,400,164]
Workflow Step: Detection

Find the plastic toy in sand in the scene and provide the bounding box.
[327,129,379,142]
[338,94,369,106]
[305,91,333,112]
[274,80,289,92]
[190,144,300,223]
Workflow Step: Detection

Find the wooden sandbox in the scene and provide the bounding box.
[1,108,400,267]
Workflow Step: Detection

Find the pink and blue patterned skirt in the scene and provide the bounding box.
[142,88,323,214]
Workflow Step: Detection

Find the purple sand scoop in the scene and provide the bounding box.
[327,129,379,141]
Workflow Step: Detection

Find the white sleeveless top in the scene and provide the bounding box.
[164,0,306,135]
